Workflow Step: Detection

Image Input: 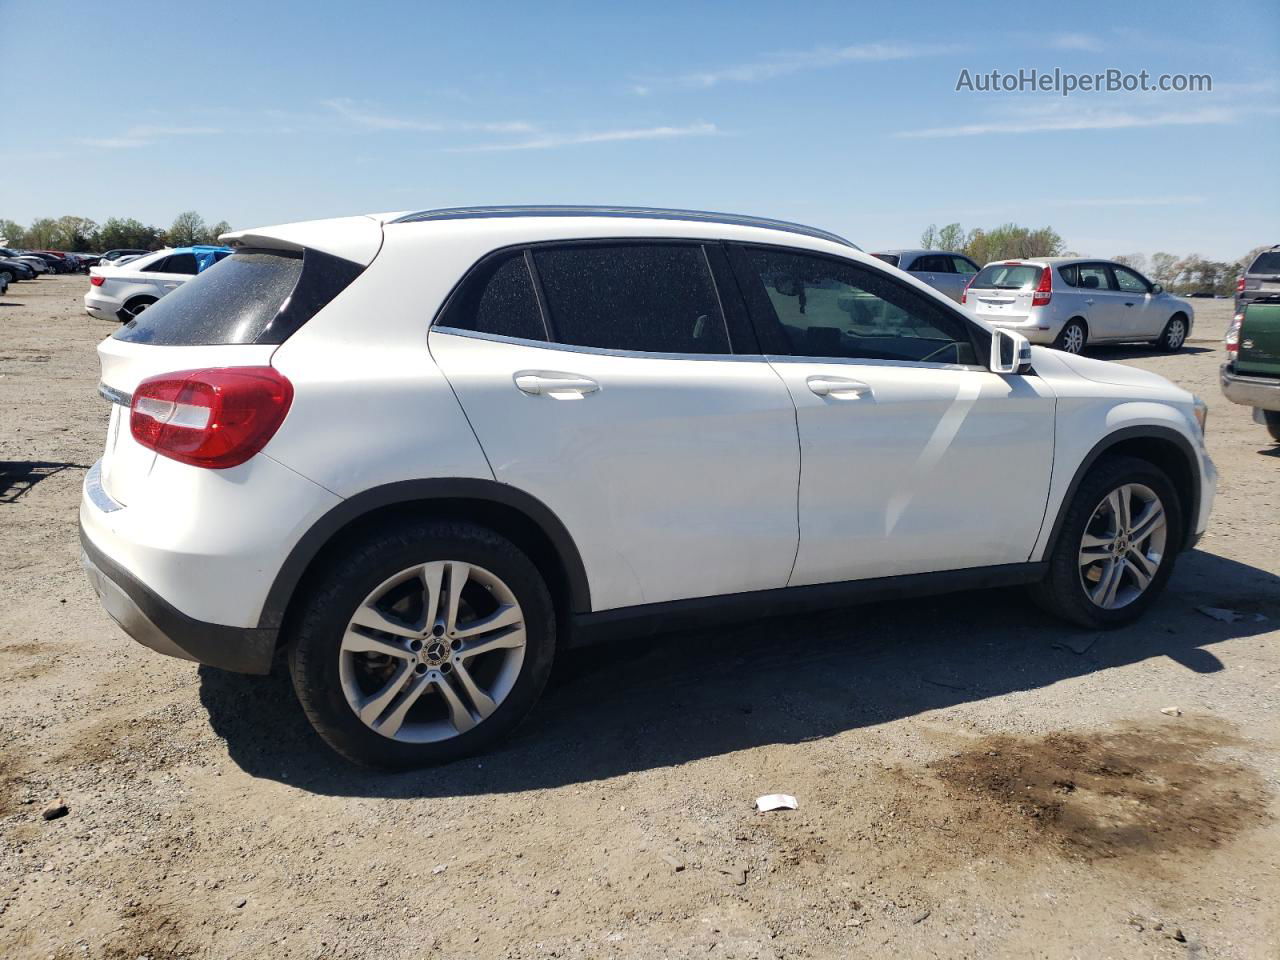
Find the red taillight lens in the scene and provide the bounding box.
[1031,266,1052,307]
[1225,313,1243,354]
[1236,275,1246,293]
[130,367,293,469]
[960,274,975,304]
[90,275,104,286]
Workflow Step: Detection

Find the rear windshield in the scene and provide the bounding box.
[1248,252,1280,276]
[872,253,900,267]
[971,263,1042,290]
[114,247,362,346]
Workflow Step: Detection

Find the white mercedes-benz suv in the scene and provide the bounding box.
[80,206,1215,768]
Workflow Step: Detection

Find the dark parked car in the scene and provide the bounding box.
[101,248,151,263]
[1236,245,1280,311]
[0,257,36,283]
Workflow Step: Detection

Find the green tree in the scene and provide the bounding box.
[167,210,207,247]
[24,217,61,249]
[204,220,232,244]
[1149,252,1178,285]
[936,223,965,252]
[919,224,938,250]
[97,217,164,251]
[54,216,99,252]
[0,219,25,246]
[963,223,1064,264]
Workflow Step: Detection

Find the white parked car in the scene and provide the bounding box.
[80,206,1215,768]
[963,257,1194,354]
[84,246,231,323]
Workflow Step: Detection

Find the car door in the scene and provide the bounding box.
[1075,262,1123,339]
[907,254,946,298]
[141,252,198,297]
[948,255,980,303]
[428,241,801,612]
[1110,264,1161,339]
[727,244,1056,585]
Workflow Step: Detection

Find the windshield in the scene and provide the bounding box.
[971,263,1042,290]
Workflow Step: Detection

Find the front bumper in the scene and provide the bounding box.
[1220,364,1280,412]
[81,520,278,674]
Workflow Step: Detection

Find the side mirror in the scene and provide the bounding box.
[1151,282,1164,295]
[990,328,1033,374]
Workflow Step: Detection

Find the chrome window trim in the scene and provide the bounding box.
[429,326,763,363]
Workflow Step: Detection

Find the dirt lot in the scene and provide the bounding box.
[0,277,1276,959]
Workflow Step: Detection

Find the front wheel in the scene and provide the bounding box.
[1154,314,1188,352]
[1265,410,1280,443]
[1030,455,1182,629]
[1055,319,1087,354]
[288,519,556,768]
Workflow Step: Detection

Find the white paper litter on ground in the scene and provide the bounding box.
[755,794,798,812]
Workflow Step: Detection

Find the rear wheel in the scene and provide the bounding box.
[117,296,156,323]
[1055,319,1087,354]
[0,270,12,285]
[1030,455,1181,629]
[288,519,556,768]
[1265,410,1280,443]
[1154,313,1188,352]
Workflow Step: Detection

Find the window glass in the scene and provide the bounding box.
[1077,263,1115,291]
[151,252,198,275]
[872,253,900,267]
[1058,264,1079,287]
[533,244,729,354]
[971,263,1041,289]
[951,256,978,275]
[140,256,169,273]
[1112,265,1150,293]
[1249,251,1280,275]
[439,251,545,341]
[742,248,977,365]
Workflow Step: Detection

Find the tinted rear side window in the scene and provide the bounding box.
[532,244,730,354]
[114,247,362,346]
[873,253,900,267]
[971,263,1041,289]
[1249,252,1280,275]
[438,251,546,341]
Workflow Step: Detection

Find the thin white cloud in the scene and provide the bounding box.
[896,106,1237,138]
[321,98,534,134]
[75,125,221,149]
[638,41,960,90]
[1049,32,1105,52]
[446,122,719,153]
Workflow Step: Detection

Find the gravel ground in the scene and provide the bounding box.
[0,277,1276,959]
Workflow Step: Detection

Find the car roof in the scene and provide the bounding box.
[876,248,970,258]
[391,205,859,250]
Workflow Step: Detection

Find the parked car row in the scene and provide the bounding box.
[873,248,1194,355]
[84,245,232,323]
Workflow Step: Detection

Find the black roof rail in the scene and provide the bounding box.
[389,205,858,249]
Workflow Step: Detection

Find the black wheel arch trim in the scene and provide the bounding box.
[258,477,592,630]
[1040,424,1202,559]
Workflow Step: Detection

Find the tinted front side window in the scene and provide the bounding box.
[1112,265,1150,294]
[951,256,978,275]
[113,248,360,346]
[533,244,729,354]
[741,248,977,365]
[439,251,545,341]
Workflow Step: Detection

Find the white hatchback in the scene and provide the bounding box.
[80,207,1216,767]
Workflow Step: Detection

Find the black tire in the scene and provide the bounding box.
[1029,454,1182,629]
[288,519,556,768]
[1054,318,1087,354]
[116,296,156,323]
[1265,410,1280,443]
[0,270,12,285]
[1154,313,1189,352]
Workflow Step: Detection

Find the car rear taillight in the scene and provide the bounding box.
[1236,275,1246,293]
[90,275,104,286]
[130,367,293,469]
[1031,267,1052,307]
[1225,312,1243,355]
[960,274,975,304]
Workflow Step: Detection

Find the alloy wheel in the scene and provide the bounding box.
[1166,318,1186,349]
[338,560,526,743]
[1078,482,1167,609]
[1062,323,1085,354]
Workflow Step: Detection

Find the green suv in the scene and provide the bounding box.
[1222,298,1280,441]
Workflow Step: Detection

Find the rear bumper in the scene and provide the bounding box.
[81,520,278,674]
[1220,364,1280,412]
[84,292,120,322]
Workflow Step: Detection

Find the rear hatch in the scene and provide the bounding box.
[96,218,379,505]
[964,262,1041,321]
[1237,300,1280,379]
[1242,251,1280,301]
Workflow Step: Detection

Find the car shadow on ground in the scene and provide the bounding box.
[0,461,89,503]
[1086,344,1215,362]
[200,548,1279,798]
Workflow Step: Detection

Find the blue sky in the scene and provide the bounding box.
[2,0,1276,260]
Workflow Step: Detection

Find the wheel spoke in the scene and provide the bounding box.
[350,603,421,639]
[1079,531,1113,565]
[1090,558,1123,608]
[452,661,498,720]
[1128,547,1159,585]
[1108,487,1131,534]
[375,673,432,737]
[419,562,444,633]
[432,674,476,734]
[340,629,414,660]
[357,662,414,725]
[453,603,522,639]
[1129,500,1166,544]
[443,562,470,635]
[458,627,525,659]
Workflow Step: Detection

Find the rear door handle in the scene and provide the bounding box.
[1084,298,1095,305]
[1124,302,1135,307]
[807,376,872,399]
[514,372,599,398]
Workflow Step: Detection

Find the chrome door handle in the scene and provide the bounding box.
[513,372,599,397]
[806,376,872,399]
[1124,302,1135,307]
[1084,298,1095,304]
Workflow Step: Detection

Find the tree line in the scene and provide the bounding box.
[919,222,1262,297]
[0,211,232,253]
